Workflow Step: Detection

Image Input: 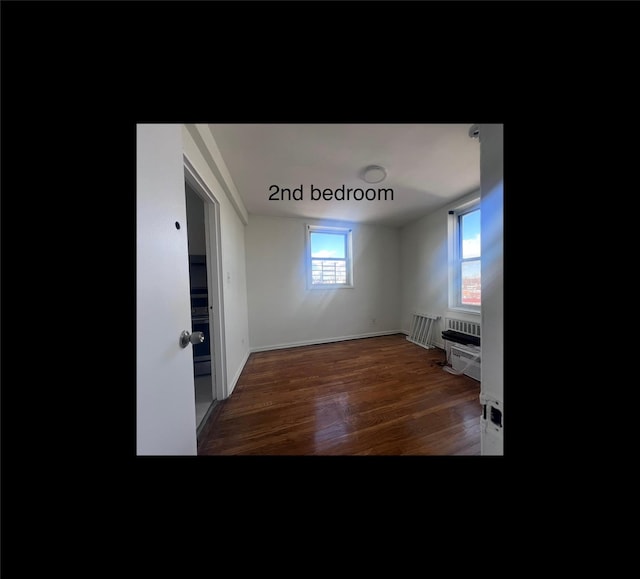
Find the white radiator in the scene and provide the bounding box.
[444,317,481,338]
[444,318,480,380]
[407,312,439,349]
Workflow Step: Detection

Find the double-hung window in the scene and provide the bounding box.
[306,224,353,289]
[450,203,481,311]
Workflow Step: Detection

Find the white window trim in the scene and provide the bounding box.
[306,224,354,290]
[448,199,481,314]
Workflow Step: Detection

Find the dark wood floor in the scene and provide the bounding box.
[198,334,481,456]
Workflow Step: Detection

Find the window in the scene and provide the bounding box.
[449,203,481,311]
[306,225,353,289]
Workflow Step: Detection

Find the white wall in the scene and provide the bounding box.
[400,190,481,349]
[246,214,401,350]
[182,126,251,397]
[479,124,503,455]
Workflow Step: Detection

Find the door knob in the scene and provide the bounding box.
[180,330,205,348]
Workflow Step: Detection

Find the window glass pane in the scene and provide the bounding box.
[310,232,346,258]
[461,210,481,259]
[461,260,481,305]
[312,259,346,284]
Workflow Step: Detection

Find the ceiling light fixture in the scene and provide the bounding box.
[361,165,387,184]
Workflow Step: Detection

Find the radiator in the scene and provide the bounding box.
[444,317,481,363]
[444,317,481,338]
[407,313,440,349]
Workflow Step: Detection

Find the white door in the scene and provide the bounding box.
[479,124,504,456]
[137,124,197,455]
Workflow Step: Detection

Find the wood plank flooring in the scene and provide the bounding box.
[198,334,481,456]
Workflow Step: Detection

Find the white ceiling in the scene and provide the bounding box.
[209,123,480,228]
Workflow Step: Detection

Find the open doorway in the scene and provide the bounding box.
[185,180,216,432]
[183,156,228,440]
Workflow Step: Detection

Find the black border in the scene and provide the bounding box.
[2,3,552,539]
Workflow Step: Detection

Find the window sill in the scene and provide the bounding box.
[308,284,354,290]
[448,306,481,316]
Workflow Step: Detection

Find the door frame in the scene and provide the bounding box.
[184,154,228,401]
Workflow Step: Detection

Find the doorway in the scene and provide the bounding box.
[185,180,215,433]
[184,164,228,440]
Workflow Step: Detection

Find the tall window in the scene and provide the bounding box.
[306,224,353,289]
[450,203,481,311]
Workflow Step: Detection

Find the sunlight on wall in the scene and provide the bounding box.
[480,178,503,292]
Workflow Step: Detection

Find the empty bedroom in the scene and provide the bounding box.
[197,123,503,456]
[136,123,503,456]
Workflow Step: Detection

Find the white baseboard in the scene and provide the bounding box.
[250,330,404,353]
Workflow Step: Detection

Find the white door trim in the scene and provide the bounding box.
[184,124,249,226]
[184,153,229,400]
